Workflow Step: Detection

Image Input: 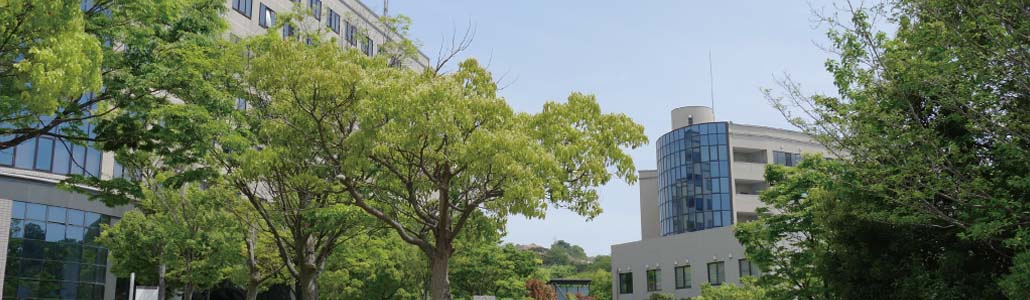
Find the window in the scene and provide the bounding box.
[707,262,725,285]
[646,269,661,291]
[675,265,692,289]
[363,36,374,56]
[345,22,357,45]
[259,4,275,28]
[6,201,113,299]
[308,0,322,20]
[773,150,802,166]
[283,22,295,39]
[618,272,633,294]
[739,259,759,277]
[232,0,253,18]
[326,9,341,33]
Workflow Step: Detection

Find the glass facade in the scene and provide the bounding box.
[0,93,104,178]
[657,122,732,236]
[5,201,112,300]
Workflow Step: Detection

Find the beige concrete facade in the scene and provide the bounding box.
[612,106,825,299]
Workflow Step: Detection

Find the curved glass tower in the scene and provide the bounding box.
[656,122,732,236]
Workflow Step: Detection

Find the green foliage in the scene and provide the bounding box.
[694,277,768,300]
[98,184,240,294]
[451,243,540,299]
[761,0,1030,299]
[320,234,427,300]
[1,0,229,151]
[646,293,675,300]
[543,240,589,266]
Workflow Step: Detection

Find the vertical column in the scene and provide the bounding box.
[0,199,12,296]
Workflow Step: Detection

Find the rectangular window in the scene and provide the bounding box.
[739,259,759,277]
[675,265,692,289]
[646,269,661,291]
[308,0,322,20]
[283,22,295,39]
[618,272,633,294]
[327,9,341,33]
[232,0,253,18]
[33,137,54,171]
[363,37,374,56]
[0,135,13,165]
[773,150,801,166]
[345,22,356,45]
[707,262,725,285]
[259,4,275,28]
[52,140,71,175]
[14,138,36,169]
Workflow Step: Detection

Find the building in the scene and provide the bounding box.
[0,1,428,299]
[549,279,591,300]
[610,106,826,299]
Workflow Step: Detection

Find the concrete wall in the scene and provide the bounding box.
[611,226,748,300]
[638,170,658,241]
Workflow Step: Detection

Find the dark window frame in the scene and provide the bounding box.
[258,4,276,29]
[232,0,253,18]
[646,268,661,292]
[707,261,725,285]
[674,265,692,289]
[618,272,634,294]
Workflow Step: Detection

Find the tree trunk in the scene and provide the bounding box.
[246,278,261,300]
[183,282,194,300]
[297,268,319,300]
[158,263,167,300]
[428,252,452,300]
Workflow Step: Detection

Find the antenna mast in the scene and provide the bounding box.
[708,49,715,112]
[383,0,389,16]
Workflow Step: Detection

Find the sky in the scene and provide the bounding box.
[365,0,843,256]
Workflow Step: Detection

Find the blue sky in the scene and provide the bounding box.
[367,1,842,255]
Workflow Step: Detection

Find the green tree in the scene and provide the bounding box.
[1,0,228,150]
[694,277,768,300]
[735,157,834,300]
[214,27,381,300]
[331,60,646,300]
[320,233,427,300]
[99,183,240,300]
[766,0,1029,298]
[451,243,540,299]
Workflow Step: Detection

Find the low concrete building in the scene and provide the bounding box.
[610,106,825,299]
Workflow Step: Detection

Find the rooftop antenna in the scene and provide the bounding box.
[383,0,388,16]
[708,49,715,112]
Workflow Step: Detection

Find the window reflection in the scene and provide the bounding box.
[6,201,112,300]
[657,122,734,235]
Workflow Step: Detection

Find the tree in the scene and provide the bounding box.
[694,277,768,300]
[214,28,381,300]
[319,233,426,300]
[329,60,646,300]
[735,157,834,300]
[99,183,240,300]
[225,198,287,300]
[451,242,540,299]
[1,0,228,150]
[765,0,1029,298]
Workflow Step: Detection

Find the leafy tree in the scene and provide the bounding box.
[451,242,540,299]
[543,240,589,266]
[99,183,240,300]
[214,28,381,300]
[1,0,228,150]
[735,157,834,300]
[225,198,287,300]
[694,277,768,300]
[646,293,674,300]
[320,233,427,300]
[765,0,1029,298]
[240,32,646,300]
[571,269,611,300]
[332,61,645,300]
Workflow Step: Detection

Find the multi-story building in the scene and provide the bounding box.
[610,106,826,299]
[0,1,428,299]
